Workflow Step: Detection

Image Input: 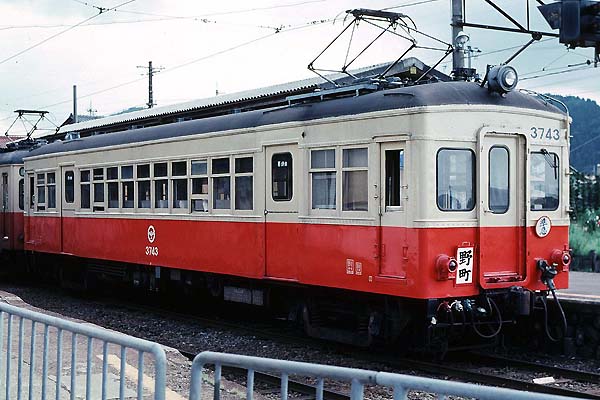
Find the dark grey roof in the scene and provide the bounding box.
[57,58,449,135]
[0,149,28,165]
[28,81,564,159]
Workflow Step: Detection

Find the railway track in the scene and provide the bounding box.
[8,282,597,400]
[388,356,600,399]
[122,299,600,399]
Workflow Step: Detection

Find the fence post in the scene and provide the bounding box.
[592,250,600,272]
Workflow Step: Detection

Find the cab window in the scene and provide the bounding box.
[437,149,475,211]
[530,151,559,211]
[489,147,509,214]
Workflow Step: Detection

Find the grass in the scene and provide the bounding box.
[569,223,600,255]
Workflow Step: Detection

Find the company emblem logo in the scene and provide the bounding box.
[535,216,551,238]
[147,225,156,243]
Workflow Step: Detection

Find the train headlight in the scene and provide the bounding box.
[487,65,518,94]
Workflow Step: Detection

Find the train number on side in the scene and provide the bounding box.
[145,246,159,256]
[146,225,158,256]
[530,127,560,141]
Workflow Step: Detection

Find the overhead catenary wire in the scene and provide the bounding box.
[381,0,444,10]
[112,0,326,19]
[39,18,334,110]
[0,0,136,67]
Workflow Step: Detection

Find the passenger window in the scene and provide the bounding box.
[235,157,253,210]
[342,148,368,211]
[29,175,34,209]
[489,147,509,213]
[385,149,404,210]
[437,149,475,211]
[154,163,167,177]
[137,164,151,209]
[191,160,208,212]
[80,170,90,209]
[2,174,7,212]
[171,161,187,209]
[65,171,75,204]
[155,180,168,209]
[36,173,46,211]
[92,168,104,211]
[272,153,292,202]
[107,167,118,180]
[18,179,24,211]
[212,158,230,210]
[47,172,56,209]
[122,166,134,208]
[311,149,336,210]
[530,151,559,211]
[107,167,118,209]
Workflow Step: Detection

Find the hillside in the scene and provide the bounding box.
[550,94,600,173]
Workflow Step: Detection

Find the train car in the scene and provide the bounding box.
[0,148,27,260]
[22,76,570,350]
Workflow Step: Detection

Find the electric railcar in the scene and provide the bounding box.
[0,149,27,259]
[20,80,570,349]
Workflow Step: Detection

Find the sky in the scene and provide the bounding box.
[0,0,598,137]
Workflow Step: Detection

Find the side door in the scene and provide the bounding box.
[61,166,76,253]
[1,171,8,240]
[379,142,407,278]
[478,132,526,286]
[264,144,299,280]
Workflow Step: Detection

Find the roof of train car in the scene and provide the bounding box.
[0,149,29,165]
[27,81,565,159]
[56,58,450,136]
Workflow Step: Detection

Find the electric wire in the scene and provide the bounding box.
[112,0,326,19]
[0,0,136,67]
[381,0,444,10]
[0,0,328,31]
[39,18,332,110]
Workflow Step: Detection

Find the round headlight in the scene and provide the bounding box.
[487,65,519,94]
[503,69,517,86]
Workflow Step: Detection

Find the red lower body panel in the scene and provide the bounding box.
[24,215,569,299]
[0,212,24,252]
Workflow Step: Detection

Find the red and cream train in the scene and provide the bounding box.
[0,78,571,350]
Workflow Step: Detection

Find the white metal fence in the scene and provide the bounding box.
[0,300,578,400]
[189,351,574,400]
[0,301,166,400]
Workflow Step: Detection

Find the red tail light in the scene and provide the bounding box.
[550,249,570,271]
[435,254,457,280]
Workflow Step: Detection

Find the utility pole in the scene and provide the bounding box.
[87,101,97,118]
[137,61,164,108]
[73,85,78,124]
[451,0,465,75]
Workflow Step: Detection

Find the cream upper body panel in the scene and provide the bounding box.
[23,91,569,228]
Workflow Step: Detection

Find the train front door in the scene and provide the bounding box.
[264,144,300,280]
[478,132,526,287]
[379,142,408,278]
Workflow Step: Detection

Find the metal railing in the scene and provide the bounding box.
[0,301,166,400]
[190,351,573,400]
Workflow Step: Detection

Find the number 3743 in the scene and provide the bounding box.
[530,127,560,141]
